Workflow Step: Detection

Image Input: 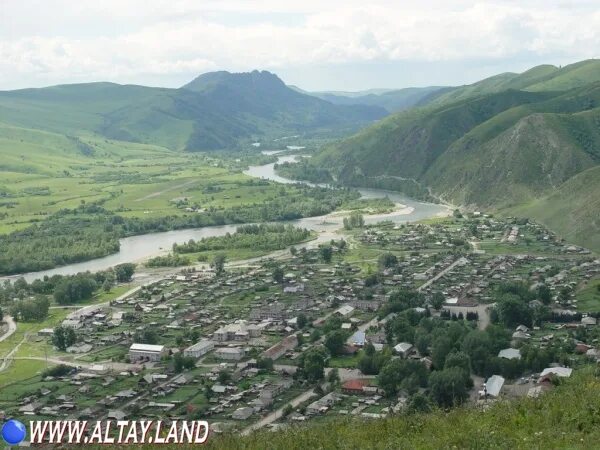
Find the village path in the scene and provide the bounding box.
[417,256,468,292]
[134,178,200,202]
[241,387,317,436]
[0,333,27,372]
[0,315,17,343]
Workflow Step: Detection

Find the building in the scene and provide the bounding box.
[232,407,253,420]
[213,321,261,342]
[498,348,521,360]
[215,347,245,361]
[184,340,215,359]
[262,334,298,360]
[129,343,166,362]
[349,330,366,347]
[335,304,355,318]
[482,375,505,398]
[249,304,287,321]
[306,393,341,415]
[341,379,372,395]
[540,367,572,380]
[394,342,414,358]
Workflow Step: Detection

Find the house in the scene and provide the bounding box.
[107,410,127,421]
[498,348,521,360]
[349,331,366,347]
[306,393,341,415]
[341,379,372,395]
[335,305,355,318]
[66,344,93,354]
[213,321,261,342]
[128,343,166,362]
[539,367,572,381]
[481,375,504,398]
[184,340,215,359]
[262,334,298,360]
[232,407,254,420]
[582,316,597,327]
[512,331,531,341]
[394,342,414,358]
[215,347,245,361]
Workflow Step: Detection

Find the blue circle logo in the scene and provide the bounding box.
[2,419,26,445]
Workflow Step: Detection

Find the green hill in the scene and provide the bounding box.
[313,60,600,251]
[509,166,600,253]
[0,71,387,151]
[419,60,600,108]
[200,370,600,450]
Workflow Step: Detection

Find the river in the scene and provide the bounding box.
[2,155,448,282]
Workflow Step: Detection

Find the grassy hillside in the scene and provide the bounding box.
[509,166,600,252]
[201,370,600,450]
[420,59,600,108]
[0,71,387,151]
[316,90,557,180]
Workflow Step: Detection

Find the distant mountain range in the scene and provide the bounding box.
[0,70,387,151]
[314,59,600,251]
[291,86,444,113]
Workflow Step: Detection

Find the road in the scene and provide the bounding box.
[0,334,27,372]
[0,315,17,343]
[417,257,468,292]
[241,388,317,436]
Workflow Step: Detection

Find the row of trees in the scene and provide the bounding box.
[173,224,311,254]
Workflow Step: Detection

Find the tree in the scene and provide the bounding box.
[102,279,113,293]
[115,263,136,282]
[495,294,532,328]
[0,306,3,321]
[444,351,471,375]
[537,285,552,305]
[134,328,159,345]
[327,368,340,383]
[407,392,431,414]
[378,253,398,269]
[52,325,76,351]
[218,370,231,384]
[211,254,226,276]
[429,367,470,408]
[174,353,196,373]
[431,292,445,310]
[296,313,308,329]
[257,357,274,371]
[324,330,347,357]
[273,267,284,284]
[300,347,327,383]
[378,359,429,397]
[431,336,454,369]
[319,245,333,263]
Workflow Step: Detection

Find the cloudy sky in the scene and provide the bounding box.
[1,0,599,91]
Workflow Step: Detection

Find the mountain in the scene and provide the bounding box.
[0,71,387,151]
[314,59,600,251]
[297,86,445,112]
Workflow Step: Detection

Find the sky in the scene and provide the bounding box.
[1,0,600,91]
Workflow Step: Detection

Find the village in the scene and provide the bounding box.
[1,212,599,437]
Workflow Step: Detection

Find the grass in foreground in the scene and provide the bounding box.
[195,369,600,450]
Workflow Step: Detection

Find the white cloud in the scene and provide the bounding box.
[0,1,599,88]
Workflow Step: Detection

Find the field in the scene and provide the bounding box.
[0,123,292,233]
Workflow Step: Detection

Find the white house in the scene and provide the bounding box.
[215,347,245,361]
[129,343,166,362]
[184,340,215,359]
